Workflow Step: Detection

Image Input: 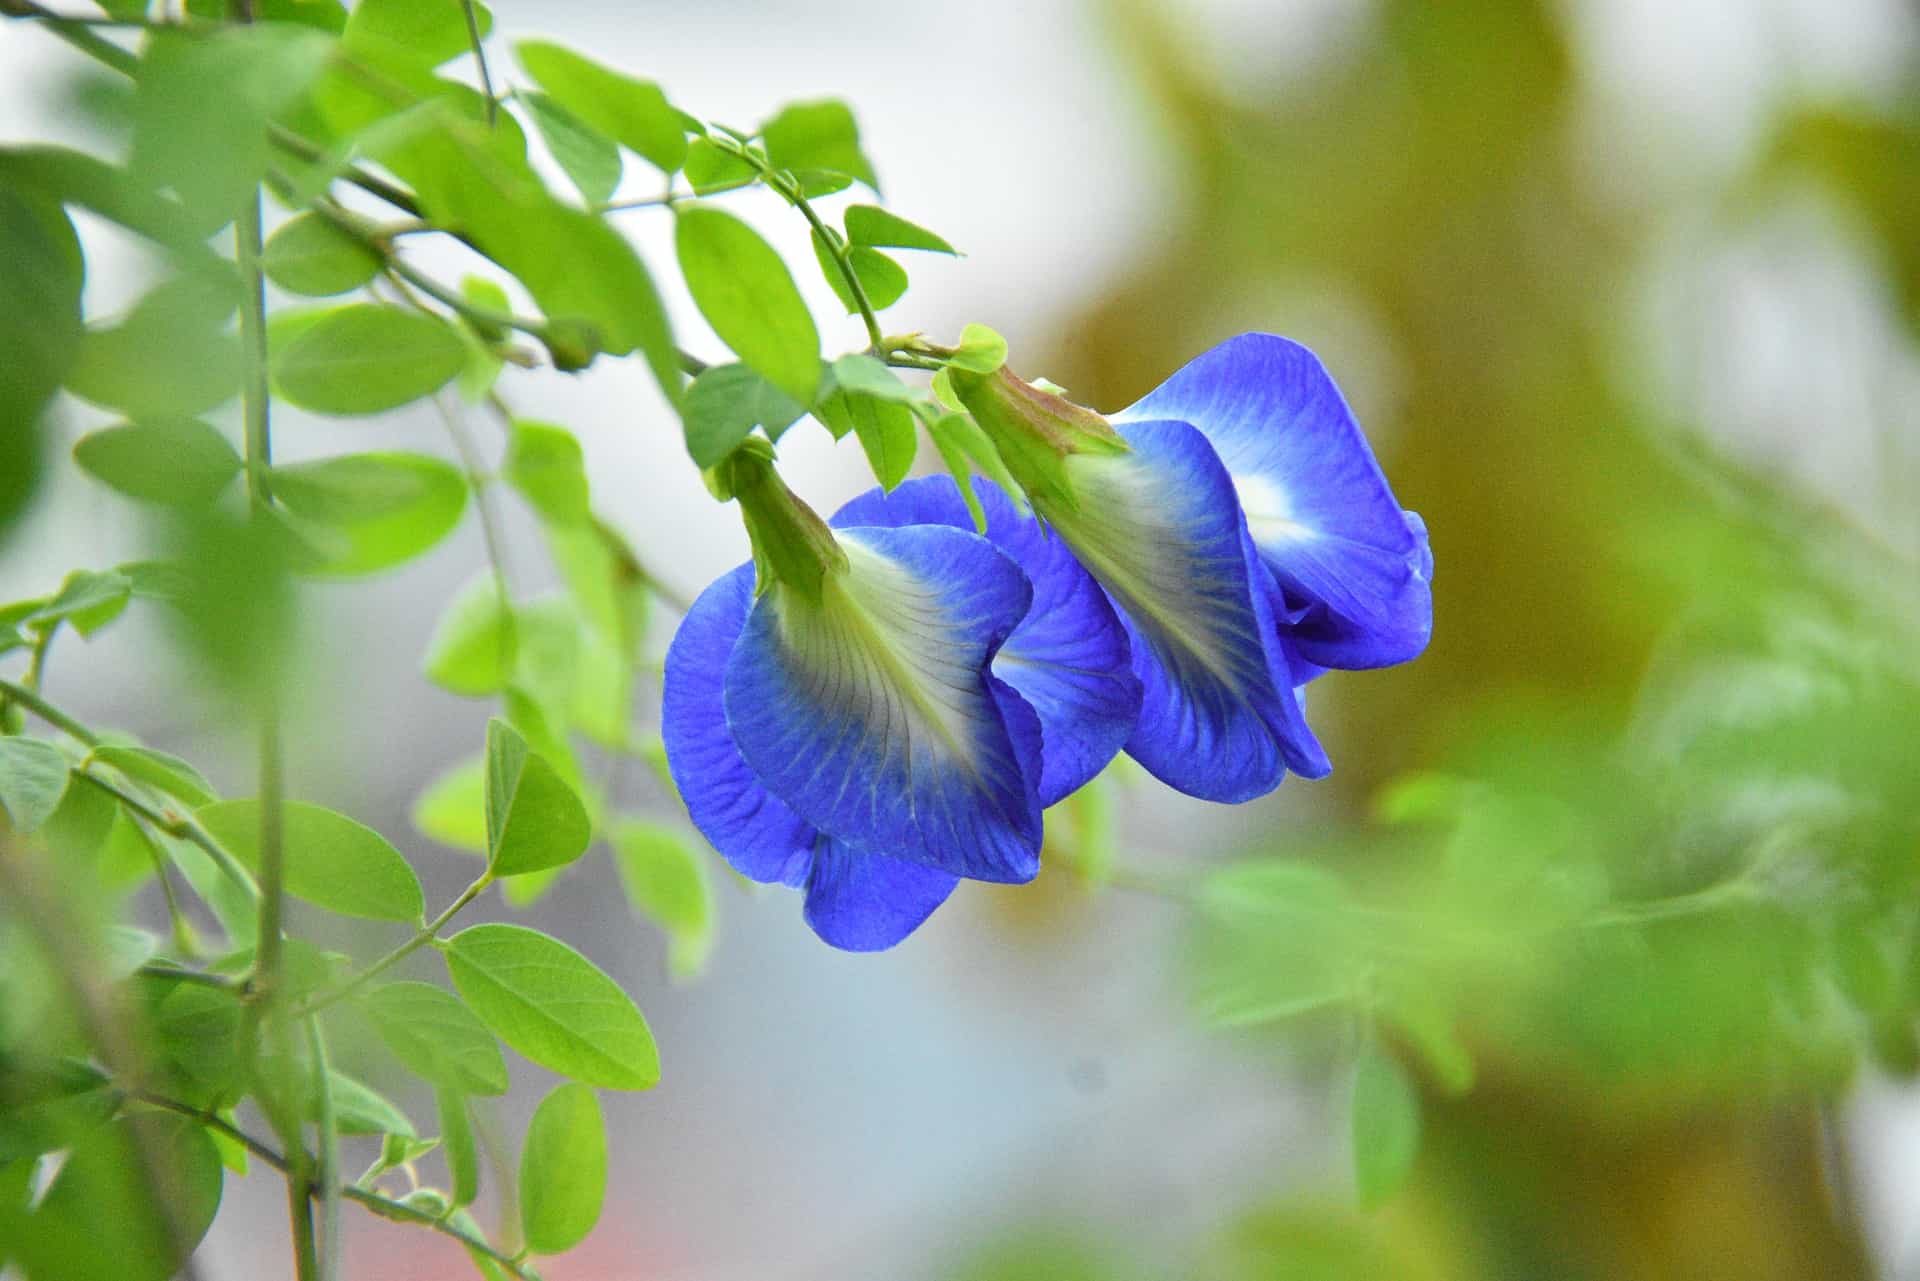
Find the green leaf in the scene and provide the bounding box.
[949,322,1008,374]
[514,41,686,174]
[438,1086,480,1207]
[680,363,807,467]
[151,980,246,1092]
[844,204,957,254]
[65,274,241,418]
[131,25,333,232]
[73,419,242,505]
[760,99,877,189]
[610,820,714,979]
[848,396,917,490]
[0,737,71,834]
[316,1068,417,1137]
[197,799,425,921]
[412,755,489,853]
[676,205,820,405]
[1351,1042,1421,1209]
[262,212,383,297]
[89,744,218,808]
[28,568,132,637]
[344,0,491,66]
[1191,860,1365,1027]
[925,409,1022,524]
[825,353,919,402]
[271,451,468,576]
[0,188,81,536]
[6,1113,223,1281]
[811,230,908,314]
[423,577,516,697]
[483,717,592,878]
[504,420,589,526]
[519,1082,606,1256]
[366,980,509,1095]
[683,136,755,193]
[467,197,679,400]
[443,923,659,1089]
[519,91,623,208]
[272,304,467,415]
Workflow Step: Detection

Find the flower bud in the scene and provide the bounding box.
[710,440,848,602]
[945,365,1128,513]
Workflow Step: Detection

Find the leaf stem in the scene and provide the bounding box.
[0,674,99,744]
[707,134,885,351]
[306,1017,342,1281]
[291,871,494,1018]
[70,768,260,898]
[129,1092,543,1281]
[458,0,496,127]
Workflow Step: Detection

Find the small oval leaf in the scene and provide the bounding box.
[1352,1042,1421,1209]
[364,980,509,1096]
[519,1082,606,1256]
[675,205,820,406]
[73,419,242,505]
[0,736,71,833]
[443,923,658,1089]
[262,212,382,296]
[196,799,424,921]
[484,717,592,878]
[272,304,466,415]
[270,451,468,576]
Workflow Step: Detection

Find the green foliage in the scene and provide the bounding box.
[364,980,510,1095]
[412,754,489,851]
[1,1113,223,1281]
[271,451,468,575]
[1350,1043,1421,1208]
[0,737,71,834]
[443,923,659,1090]
[514,42,686,175]
[483,717,591,877]
[272,305,467,415]
[503,420,590,526]
[520,91,623,208]
[681,363,808,467]
[423,578,515,697]
[73,420,243,506]
[262,213,383,297]
[87,745,218,808]
[675,206,821,406]
[0,189,82,538]
[610,819,715,978]
[66,274,241,419]
[760,99,877,190]
[437,1086,481,1207]
[518,1082,607,1255]
[845,204,957,255]
[197,799,424,921]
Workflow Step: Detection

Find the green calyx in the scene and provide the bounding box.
[708,439,847,603]
[945,365,1128,513]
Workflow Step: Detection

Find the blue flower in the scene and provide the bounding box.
[832,475,1142,807]
[662,450,1047,950]
[1115,334,1432,672]
[950,333,1427,803]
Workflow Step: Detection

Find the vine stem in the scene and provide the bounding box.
[129,1093,544,1281]
[291,871,494,1019]
[706,134,886,351]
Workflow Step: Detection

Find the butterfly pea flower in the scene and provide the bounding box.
[661,444,1045,950]
[950,349,1347,804]
[832,474,1143,807]
[1114,334,1432,672]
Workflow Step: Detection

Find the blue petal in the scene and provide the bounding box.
[722,525,1043,883]
[1117,333,1432,670]
[803,838,959,951]
[832,476,1142,805]
[1049,418,1323,800]
[661,564,816,887]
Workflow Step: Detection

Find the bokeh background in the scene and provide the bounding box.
[5,0,1920,1277]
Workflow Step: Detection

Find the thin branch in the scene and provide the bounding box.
[459,0,496,128]
[129,1093,543,1281]
[0,675,100,745]
[290,872,494,1019]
